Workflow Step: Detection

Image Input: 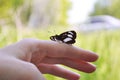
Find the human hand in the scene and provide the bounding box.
[0,38,98,80]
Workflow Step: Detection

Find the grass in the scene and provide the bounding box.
[77,30,120,80]
[0,26,120,80]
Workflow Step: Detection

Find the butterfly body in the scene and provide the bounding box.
[50,30,76,44]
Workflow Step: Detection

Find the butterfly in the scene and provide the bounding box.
[50,30,76,44]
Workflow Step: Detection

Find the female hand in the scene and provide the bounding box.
[0,38,98,80]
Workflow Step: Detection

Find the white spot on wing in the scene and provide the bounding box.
[68,34,73,37]
[68,31,73,35]
[63,38,72,42]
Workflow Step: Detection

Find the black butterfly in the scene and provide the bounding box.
[50,30,76,44]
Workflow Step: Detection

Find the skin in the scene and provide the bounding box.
[0,38,98,80]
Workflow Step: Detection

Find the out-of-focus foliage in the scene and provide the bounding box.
[91,0,120,19]
[0,0,24,27]
[28,0,71,27]
[58,0,71,25]
[0,0,23,18]
[0,0,71,28]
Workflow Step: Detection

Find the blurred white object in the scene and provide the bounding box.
[71,15,120,33]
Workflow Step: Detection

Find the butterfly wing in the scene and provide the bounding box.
[50,30,77,44]
[59,30,76,44]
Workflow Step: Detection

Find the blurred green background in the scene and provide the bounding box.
[0,0,120,80]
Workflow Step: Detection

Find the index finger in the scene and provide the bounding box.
[64,45,98,62]
[37,40,98,62]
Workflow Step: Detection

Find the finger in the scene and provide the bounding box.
[38,40,99,62]
[64,46,99,62]
[38,63,80,80]
[40,57,96,73]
